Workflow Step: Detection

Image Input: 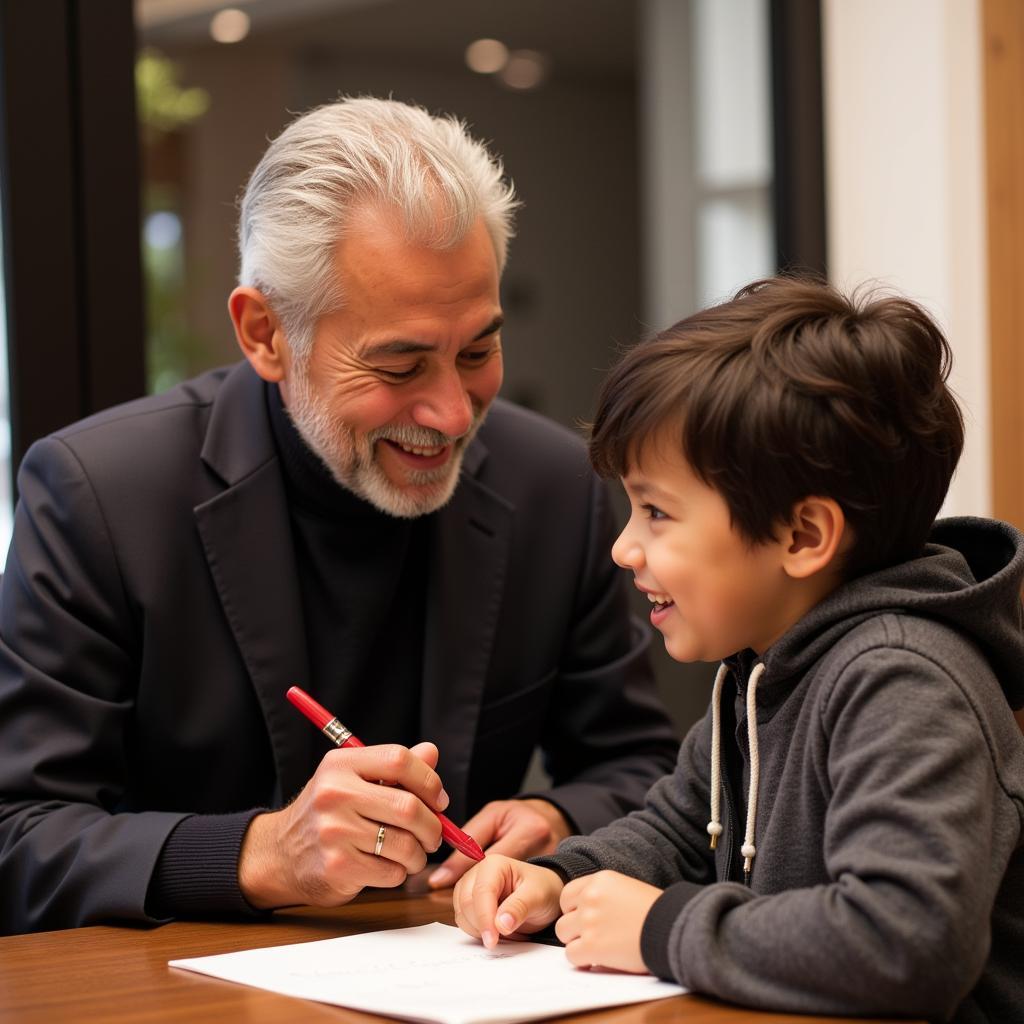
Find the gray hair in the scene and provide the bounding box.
[237,96,519,357]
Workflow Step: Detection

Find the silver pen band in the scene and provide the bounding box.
[323,719,353,746]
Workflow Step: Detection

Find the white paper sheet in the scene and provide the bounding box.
[169,922,686,1024]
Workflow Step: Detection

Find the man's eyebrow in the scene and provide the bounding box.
[472,314,504,341]
[360,315,505,361]
[361,340,435,359]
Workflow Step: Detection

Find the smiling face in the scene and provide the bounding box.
[282,207,504,517]
[612,436,803,661]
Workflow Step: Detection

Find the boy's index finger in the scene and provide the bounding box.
[471,863,510,948]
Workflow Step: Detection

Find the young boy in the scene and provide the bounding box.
[453,278,1024,1022]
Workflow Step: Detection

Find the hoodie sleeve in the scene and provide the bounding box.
[532,710,717,889]
[658,646,1013,1021]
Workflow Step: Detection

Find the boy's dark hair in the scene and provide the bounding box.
[590,276,965,578]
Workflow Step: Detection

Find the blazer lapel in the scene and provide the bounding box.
[422,440,513,825]
[193,365,313,804]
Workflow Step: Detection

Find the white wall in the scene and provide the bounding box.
[822,0,989,516]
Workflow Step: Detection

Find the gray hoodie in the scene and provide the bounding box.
[537,517,1024,1022]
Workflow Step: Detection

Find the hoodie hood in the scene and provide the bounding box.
[757,516,1024,710]
[707,515,1024,887]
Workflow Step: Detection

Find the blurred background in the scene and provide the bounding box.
[0,0,1020,735]
[132,0,779,418]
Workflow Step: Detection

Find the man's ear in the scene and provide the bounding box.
[781,497,847,580]
[228,286,290,383]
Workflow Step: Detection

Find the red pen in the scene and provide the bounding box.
[286,685,485,862]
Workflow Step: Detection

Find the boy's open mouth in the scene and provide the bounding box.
[649,597,675,625]
[645,592,675,623]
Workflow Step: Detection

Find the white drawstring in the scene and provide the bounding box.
[706,661,766,886]
[742,662,765,883]
[706,664,728,850]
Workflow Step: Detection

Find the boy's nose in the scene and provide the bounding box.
[611,528,643,570]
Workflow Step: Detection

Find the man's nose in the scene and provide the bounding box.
[412,370,474,439]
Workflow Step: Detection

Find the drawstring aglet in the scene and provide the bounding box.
[741,843,756,886]
[707,821,723,851]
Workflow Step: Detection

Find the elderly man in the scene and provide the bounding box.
[0,98,677,933]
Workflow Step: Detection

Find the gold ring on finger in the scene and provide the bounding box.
[374,823,387,857]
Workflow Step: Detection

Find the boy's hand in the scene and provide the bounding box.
[556,871,662,974]
[428,798,571,889]
[453,854,564,948]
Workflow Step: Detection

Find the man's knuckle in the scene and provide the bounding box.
[382,861,407,887]
[322,848,351,878]
[393,829,419,858]
[380,745,408,773]
[319,821,347,847]
[309,785,337,813]
[525,817,550,844]
[389,791,418,824]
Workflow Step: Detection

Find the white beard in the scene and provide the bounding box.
[285,364,486,518]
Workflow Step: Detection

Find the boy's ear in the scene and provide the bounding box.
[781,497,847,579]
[228,286,291,383]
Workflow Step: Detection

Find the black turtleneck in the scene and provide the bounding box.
[267,383,428,769]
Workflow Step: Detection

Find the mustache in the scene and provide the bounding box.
[368,418,480,449]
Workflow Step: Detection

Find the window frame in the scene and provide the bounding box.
[0,0,145,499]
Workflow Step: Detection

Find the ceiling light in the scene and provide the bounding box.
[209,7,250,44]
[465,38,509,75]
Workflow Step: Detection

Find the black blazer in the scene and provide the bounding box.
[0,362,677,933]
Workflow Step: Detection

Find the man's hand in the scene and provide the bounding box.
[238,741,447,909]
[427,798,571,889]
[453,854,565,948]
[555,871,662,974]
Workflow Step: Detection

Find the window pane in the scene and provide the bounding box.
[693,0,772,188]
[698,191,774,307]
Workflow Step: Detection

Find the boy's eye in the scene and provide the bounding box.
[642,503,667,521]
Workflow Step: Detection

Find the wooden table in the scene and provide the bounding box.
[0,885,916,1023]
